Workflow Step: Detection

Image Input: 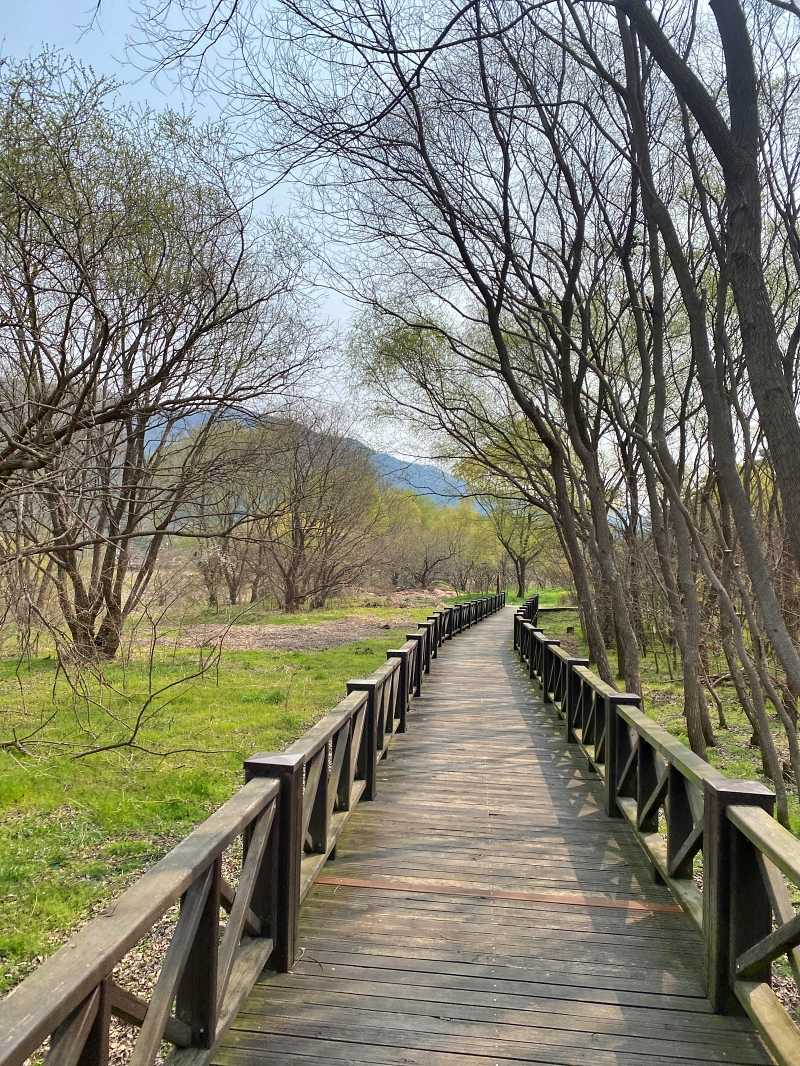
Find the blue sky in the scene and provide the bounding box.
[3,3,144,92]
[2,2,193,108]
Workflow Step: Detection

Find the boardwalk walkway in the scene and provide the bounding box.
[215,608,770,1066]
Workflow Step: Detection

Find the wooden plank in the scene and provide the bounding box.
[735,981,800,1066]
[108,983,192,1047]
[244,968,751,1031]
[284,950,717,1009]
[298,899,702,947]
[45,990,100,1066]
[737,911,800,979]
[168,937,274,1066]
[217,803,275,1009]
[289,933,704,985]
[212,609,771,1066]
[314,874,682,913]
[728,804,800,890]
[221,1020,763,1066]
[130,864,216,1066]
[233,986,767,1058]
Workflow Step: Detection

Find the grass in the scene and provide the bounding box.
[12,582,777,996]
[443,588,571,607]
[171,595,437,628]
[0,614,432,994]
[534,605,800,835]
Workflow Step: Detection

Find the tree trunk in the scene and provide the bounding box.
[516,556,527,599]
[569,434,642,695]
[676,534,715,756]
[550,451,613,682]
[624,0,800,575]
[617,11,800,695]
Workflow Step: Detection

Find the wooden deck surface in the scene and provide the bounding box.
[215,608,770,1065]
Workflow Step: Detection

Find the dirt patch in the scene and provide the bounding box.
[338,587,451,610]
[383,588,451,609]
[174,612,434,653]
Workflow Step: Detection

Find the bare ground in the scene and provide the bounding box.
[175,611,441,653]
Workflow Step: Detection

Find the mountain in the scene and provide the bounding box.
[369,451,466,503]
[344,439,465,503]
[152,414,467,505]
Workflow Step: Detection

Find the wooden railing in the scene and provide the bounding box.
[0,593,504,1066]
[516,617,800,1066]
[512,595,539,657]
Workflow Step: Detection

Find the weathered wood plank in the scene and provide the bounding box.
[213,609,770,1066]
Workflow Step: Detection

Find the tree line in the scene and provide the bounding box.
[179,413,566,612]
[0,56,557,671]
[134,0,800,822]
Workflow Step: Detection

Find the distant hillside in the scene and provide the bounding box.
[370,451,466,503]
[346,440,465,503]
[161,416,467,504]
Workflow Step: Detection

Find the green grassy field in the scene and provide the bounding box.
[0,616,434,994]
[444,588,570,607]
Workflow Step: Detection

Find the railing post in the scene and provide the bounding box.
[530,632,553,684]
[563,659,589,743]
[308,744,331,852]
[387,647,409,732]
[406,633,424,696]
[54,977,111,1066]
[419,621,435,668]
[703,778,774,1012]
[243,752,304,971]
[522,622,533,670]
[429,611,443,649]
[542,641,558,701]
[176,857,221,1045]
[348,680,380,796]
[666,767,696,879]
[603,693,640,818]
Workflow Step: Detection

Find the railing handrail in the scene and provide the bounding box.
[0,592,506,1066]
[726,804,800,885]
[0,775,279,1065]
[280,688,369,762]
[615,701,725,791]
[516,616,800,1066]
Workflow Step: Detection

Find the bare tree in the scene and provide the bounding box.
[0,55,315,657]
[239,414,384,610]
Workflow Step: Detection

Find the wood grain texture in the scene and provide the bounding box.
[215,608,770,1065]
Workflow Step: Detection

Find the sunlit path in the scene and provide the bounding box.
[215,608,768,1066]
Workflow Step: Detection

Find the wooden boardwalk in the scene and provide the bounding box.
[215,608,770,1066]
